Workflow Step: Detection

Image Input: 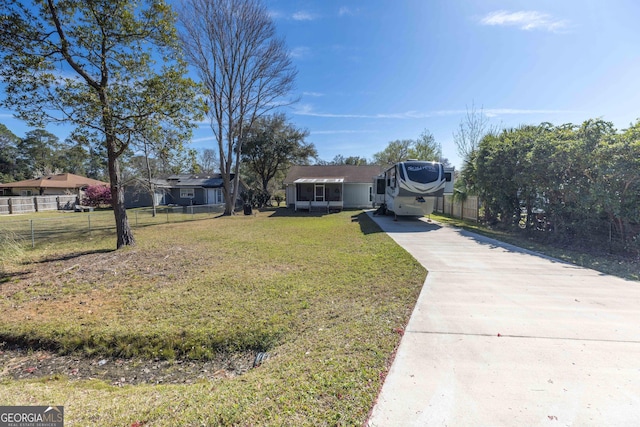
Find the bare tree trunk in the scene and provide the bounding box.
[143,143,157,217]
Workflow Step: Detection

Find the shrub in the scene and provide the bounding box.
[82,185,112,207]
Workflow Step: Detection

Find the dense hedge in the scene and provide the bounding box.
[460,119,640,255]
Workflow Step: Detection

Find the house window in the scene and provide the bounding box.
[180,188,195,198]
[21,190,33,196]
[369,186,373,202]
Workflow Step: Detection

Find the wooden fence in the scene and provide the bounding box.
[434,195,479,222]
[0,195,78,215]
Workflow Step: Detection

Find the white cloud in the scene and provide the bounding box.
[269,10,284,20]
[294,104,573,119]
[290,46,311,59]
[482,108,574,117]
[302,91,324,97]
[480,10,569,32]
[191,136,215,143]
[312,129,377,135]
[338,6,359,17]
[292,11,316,21]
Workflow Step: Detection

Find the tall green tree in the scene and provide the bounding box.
[0,123,21,182]
[0,0,201,248]
[17,129,62,177]
[410,129,441,161]
[60,137,91,176]
[373,129,442,166]
[373,139,413,166]
[322,155,369,165]
[241,113,314,192]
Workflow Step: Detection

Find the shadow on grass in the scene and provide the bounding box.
[0,270,29,285]
[265,206,350,218]
[31,248,114,264]
[353,211,385,235]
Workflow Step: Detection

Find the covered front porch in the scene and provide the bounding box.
[293,178,344,212]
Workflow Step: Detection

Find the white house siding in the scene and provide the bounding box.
[286,182,373,209]
[343,183,373,208]
[286,185,296,208]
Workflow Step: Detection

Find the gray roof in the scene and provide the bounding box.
[283,165,384,185]
[163,174,231,188]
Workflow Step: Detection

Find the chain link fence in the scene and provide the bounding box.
[0,204,226,248]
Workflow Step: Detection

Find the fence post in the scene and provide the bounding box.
[166,207,170,223]
[88,214,92,236]
[135,211,138,227]
[34,197,39,212]
[30,219,35,248]
[8,197,12,215]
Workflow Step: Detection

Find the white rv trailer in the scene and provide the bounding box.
[373,160,454,216]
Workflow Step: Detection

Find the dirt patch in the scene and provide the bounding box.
[0,346,259,386]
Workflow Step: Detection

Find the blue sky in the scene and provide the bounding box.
[261,0,640,168]
[2,0,640,169]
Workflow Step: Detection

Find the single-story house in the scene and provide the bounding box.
[0,173,109,197]
[283,165,384,211]
[124,173,244,208]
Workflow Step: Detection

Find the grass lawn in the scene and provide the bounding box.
[0,209,426,426]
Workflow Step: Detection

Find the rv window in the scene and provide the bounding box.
[445,172,452,182]
[376,178,385,194]
[405,163,439,184]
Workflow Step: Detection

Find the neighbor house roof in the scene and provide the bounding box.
[0,173,108,189]
[283,165,384,185]
[164,174,232,188]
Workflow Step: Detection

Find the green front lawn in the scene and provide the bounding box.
[0,209,426,426]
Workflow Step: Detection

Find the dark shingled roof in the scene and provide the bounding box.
[163,174,232,188]
[283,165,384,185]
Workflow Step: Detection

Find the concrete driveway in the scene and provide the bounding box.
[366,213,640,426]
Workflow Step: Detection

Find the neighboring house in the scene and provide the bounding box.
[283,165,384,211]
[0,173,108,197]
[124,173,244,208]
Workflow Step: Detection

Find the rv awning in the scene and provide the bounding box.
[294,178,344,184]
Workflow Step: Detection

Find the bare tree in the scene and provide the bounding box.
[199,148,218,174]
[453,102,498,161]
[178,0,297,215]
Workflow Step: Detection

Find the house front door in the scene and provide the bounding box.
[315,184,325,202]
[207,188,223,204]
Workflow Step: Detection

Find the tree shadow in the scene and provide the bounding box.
[0,270,29,285]
[30,248,114,264]
[265,206,343,218]
[352,211,384,235]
